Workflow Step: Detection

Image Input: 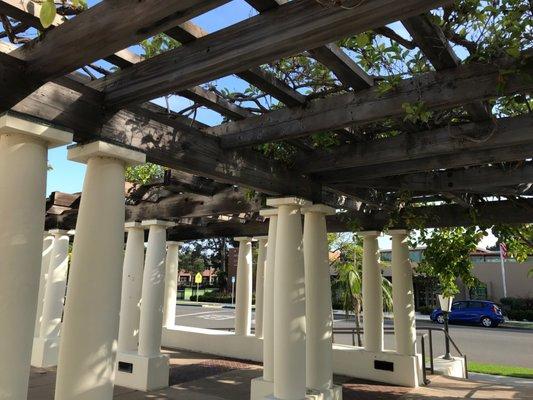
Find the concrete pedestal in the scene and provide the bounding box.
[55,141,145,400]
[433,356,466,379]
[115,352,170,391]
[0,114,72,399]
[251,377,275,400]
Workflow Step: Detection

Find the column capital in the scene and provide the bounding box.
[48,229,70,236]
[253,236,268,241]
[301,204,335,216]
[235,236,254,242]
[266,197,312,208]
[358,230,382,237]
[166,241,181,246]
[0,112,72,149]
[67,140,145,166]
[125,221,143,230]
[388,229,410,236]
[67,229,76,236]
[260,208,278,218]
[141,219,176,228]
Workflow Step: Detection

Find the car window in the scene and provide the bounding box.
[452,302,467,310]
[468,301,485,308]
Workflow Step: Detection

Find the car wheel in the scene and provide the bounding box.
[436,314,445,324]
[481,316,493,327]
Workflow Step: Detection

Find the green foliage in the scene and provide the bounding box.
[37,0,87,29]
[140,33,180,59]
[415,227,486,297]
[402,101,432,124]
[125,163,164,185]
[492,224,533,262]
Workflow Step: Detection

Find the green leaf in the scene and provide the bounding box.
[40,0,56,29]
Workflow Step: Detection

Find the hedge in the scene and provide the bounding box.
[500,297,533,321]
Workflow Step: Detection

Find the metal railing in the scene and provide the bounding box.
[331,325,468,384]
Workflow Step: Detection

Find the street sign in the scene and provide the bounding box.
[194,272,203,284]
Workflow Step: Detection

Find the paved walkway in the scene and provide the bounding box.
[28,349,533,400]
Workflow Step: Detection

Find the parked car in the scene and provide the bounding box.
[430,300,504,328]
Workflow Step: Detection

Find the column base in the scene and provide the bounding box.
[115,352,170,391]
[264,387,340,400]
[31,336,60,368]
[433,355,466,379]
[251,377,274,400]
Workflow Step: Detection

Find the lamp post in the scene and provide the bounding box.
[438,294,453,360]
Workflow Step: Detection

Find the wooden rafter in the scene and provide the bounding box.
[96,0,448,107]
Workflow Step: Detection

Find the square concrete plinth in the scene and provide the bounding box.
[251,377,274,400]
[31,337,60,368]
[115,352,169,391]
[433,355,466,379]
[264,385,342,400]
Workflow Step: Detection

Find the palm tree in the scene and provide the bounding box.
[334,246,393,347]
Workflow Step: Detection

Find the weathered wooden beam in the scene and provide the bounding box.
[402,14,490,121]
[308,43,374,90]
[179,86,254,120]
[318,142,533,183]
[337,163,533,193]
[99,0,449,107]
[305,114,532,173]
[1,0,227,110]
[215,54,532,148]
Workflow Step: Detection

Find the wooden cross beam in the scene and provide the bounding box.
[0,0,228,111]
[214,53,532,148]
[97,0,449,107]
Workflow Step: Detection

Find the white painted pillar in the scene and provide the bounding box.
[55,141,145,400]
[254,237,268,339]
[390,230,417,356]
[270,197,311,400]
[138,220,175,357]
[117,222,145,353]
[234,237,253,336]
[35,233,55,337]
[0,114,72,400]
[163,241,180,328]
[303,205,335,392]
[260,209,278,381]
[32,230,70,368]
[360,231,384,353]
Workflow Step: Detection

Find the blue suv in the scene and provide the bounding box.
[430,300,504,328]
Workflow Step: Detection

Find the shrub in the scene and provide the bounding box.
[499,297,533,321]
[197,291,232,303]
[506,310,533,322]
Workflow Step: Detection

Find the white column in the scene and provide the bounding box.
[35,233,55,337]
[390,230,417,356]
[32,230,70,367]
[234,237,253,336]
[55,141,145,400]
[254,236,268,339]
[303,205,335,393]
[138,220,175,357]
[360,231,384,353]
[0,114,72,399]
[163,241,180,328]
[270,197,311,400]
[117,222,145,353]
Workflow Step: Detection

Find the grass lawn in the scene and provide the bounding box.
[468,362,533,379]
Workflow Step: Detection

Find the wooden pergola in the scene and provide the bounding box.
[1,0,532,234]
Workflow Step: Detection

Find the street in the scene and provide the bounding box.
[173,305,533,368]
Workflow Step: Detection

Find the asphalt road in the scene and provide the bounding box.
[174,305,533,368]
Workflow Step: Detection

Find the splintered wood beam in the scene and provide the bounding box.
[335,163,533,193]
[308,44,374,90]
[402,14,490,121]
[99,0,449,107]
[304,114,532,173]
[1,0,227,111]
[214,53,532,148]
